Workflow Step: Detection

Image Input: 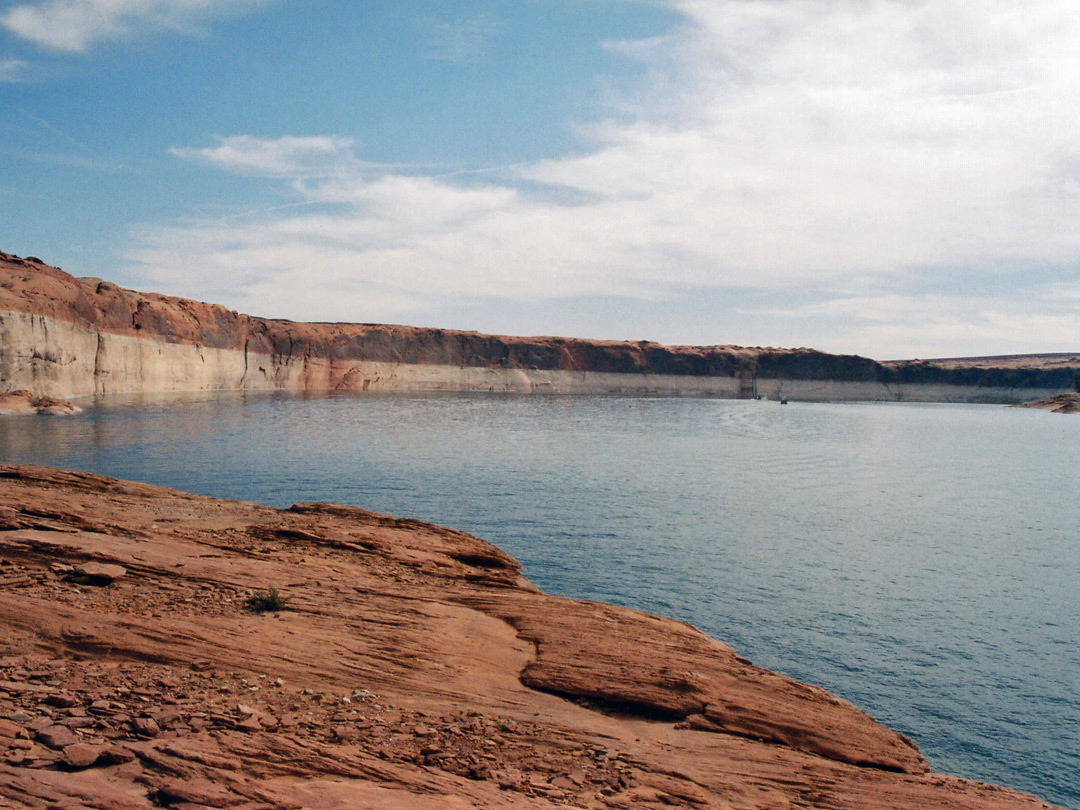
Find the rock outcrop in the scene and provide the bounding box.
[0,390,81,416]
[2,251,1077,402]
[0,463,1060,809]
[1012,393,1080,414]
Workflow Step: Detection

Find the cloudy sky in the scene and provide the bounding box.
[3,0,1078,359]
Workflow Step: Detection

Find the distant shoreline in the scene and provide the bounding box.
[2,250,1078,404]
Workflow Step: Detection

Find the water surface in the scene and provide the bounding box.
[1,393,1077,807]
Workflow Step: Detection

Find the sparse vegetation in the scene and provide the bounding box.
[245,587,289,613]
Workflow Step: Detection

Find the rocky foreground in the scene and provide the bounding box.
[0,464,1059,809]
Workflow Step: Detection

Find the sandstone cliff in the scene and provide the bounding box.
[0,464,1060,809]
[2,251,1077,402]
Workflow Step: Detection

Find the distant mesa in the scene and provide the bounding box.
[1,249,1077,403]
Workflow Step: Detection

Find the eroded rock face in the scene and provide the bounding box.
[3,250,1076,401]
[0,463,1060,809]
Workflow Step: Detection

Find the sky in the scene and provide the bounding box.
[2,0,1079,360]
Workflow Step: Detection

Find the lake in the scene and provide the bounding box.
[1,392,1077,807]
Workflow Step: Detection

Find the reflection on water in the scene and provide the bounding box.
[2,392,1078,807]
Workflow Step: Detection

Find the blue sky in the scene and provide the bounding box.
[2,0,1079,360]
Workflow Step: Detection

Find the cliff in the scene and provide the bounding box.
[0,463,1060,809]
[2,251,1077,402]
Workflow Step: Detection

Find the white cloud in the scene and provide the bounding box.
[0,57,30,81]
[0,0,273,52]
[128,0,1080,356]
[743,290,1080,359]
[170,136,362,179]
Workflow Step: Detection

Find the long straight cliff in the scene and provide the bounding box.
[2,251,1077,402]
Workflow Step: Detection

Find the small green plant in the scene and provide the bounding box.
[245,587,289,613]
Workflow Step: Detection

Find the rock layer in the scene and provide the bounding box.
[2,251,1077,402]
[0,463,1060,809]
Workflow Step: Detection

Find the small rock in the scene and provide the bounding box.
[72,562,127,585]
[495,768,523,790]
[62,742,104,769]
[331,725,358,742]
[36,724,79,750]
[0,718,25,739]
[150,706,183,725]
[98,745,136,765]
[131,717,161,737]
[58,716,97,729]
[45,692,78,708]
[88,700,113,715]
[258,713,278,729]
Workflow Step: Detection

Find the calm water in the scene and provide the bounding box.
[2,393,1077,807]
